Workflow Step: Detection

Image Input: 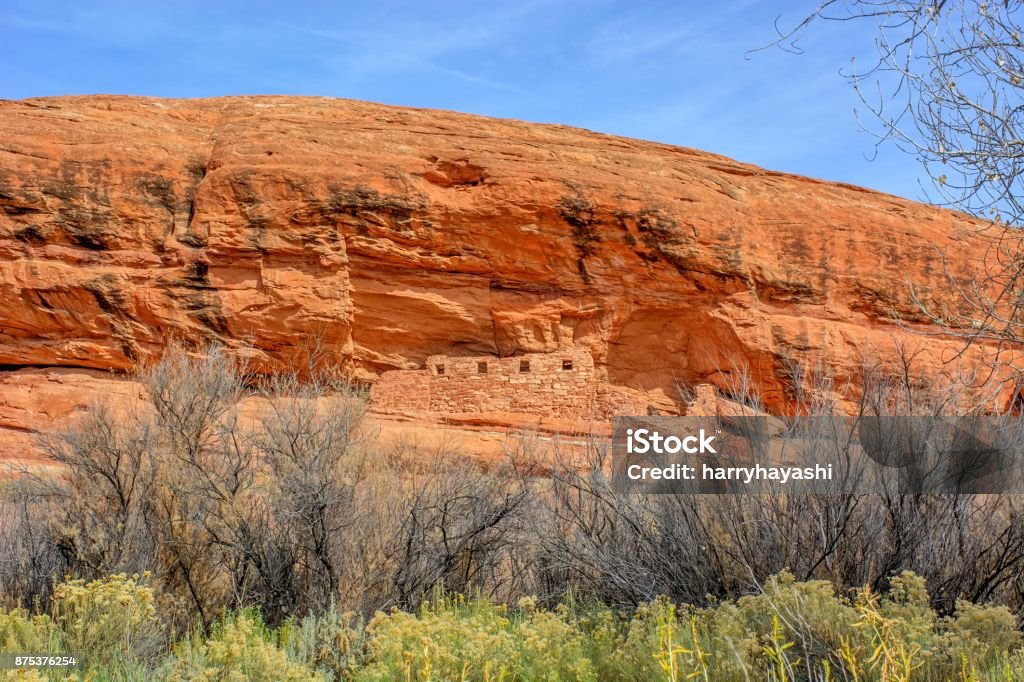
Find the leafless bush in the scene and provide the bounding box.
[0,344,533,625]
[527,438,728,606]
[249,371,369,619]
[0,345,364,624]
[0,492,65,606]
[28,403,158,582]
[524,351,1024,614]
[4,343,1024,627]
[388,447,530,609]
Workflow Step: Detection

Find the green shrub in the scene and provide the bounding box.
[0,573,159,680]
[277,603,365,681]
[50,573,160,667]
[166,610,322,682]
[0,609,60,659]
[356,595,516,681]
[0,610,60,682]
[514,603,595,681]
[5,571,1024,680]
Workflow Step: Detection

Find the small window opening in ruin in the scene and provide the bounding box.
[436,364,445,375]
[519,360,530,373]
[477,361,488,374]
[562,359,573,371]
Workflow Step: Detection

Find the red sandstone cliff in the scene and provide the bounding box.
[0,95,1017,457]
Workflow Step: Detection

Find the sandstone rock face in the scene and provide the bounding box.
[0,95,1016,455]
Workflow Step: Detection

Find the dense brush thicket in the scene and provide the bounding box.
[1,571,1023,680]
[2,346,1024,680]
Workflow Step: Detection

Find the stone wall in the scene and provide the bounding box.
[369,348,743,421]
[370,368,431,412]
[426,348,596,417]
[370,348,658,419]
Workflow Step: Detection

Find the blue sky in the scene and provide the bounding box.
[1,0,928,201]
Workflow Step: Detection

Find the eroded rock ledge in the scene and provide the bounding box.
[0,95,1018,455]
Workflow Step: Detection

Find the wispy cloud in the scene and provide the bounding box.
[302,2,553,95]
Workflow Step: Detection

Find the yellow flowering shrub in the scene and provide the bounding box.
[921,599,1023,679]
[708,570,860,676]
[277,603,366,680]
[947,599,1021,656]
[0,610,63,682]
[357,597,516,681]
[50,572,158,663]
[5,572,1024,680]
[167,611,323,682]
[0,609,60,658]
[0,670,46,682]
[1,574,159,680]
[515,606,595,681]
[575,602,649,680]
[611,598,670,679]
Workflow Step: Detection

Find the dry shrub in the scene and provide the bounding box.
[526,352,1024,617]
[0,344,530,629]
[0,345,1023,680]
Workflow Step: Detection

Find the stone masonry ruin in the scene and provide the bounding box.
[370,347,728,420]
[372,348,652,419]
